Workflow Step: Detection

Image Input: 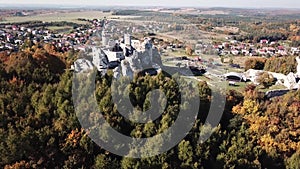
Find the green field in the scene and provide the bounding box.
[258,84,287,92]
[1,10,142,24]
[1,11,112,24]
[46,26,73,33]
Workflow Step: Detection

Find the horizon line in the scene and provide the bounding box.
[1,4,300,10]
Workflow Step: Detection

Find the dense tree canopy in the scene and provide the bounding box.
[0,47,299,168]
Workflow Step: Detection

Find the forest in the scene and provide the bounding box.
[245,56,297,75]
[183,13,300,45]
[0,44,299,169]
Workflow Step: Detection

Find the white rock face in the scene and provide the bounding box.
[296,56,300,77]
[244,69,264,85]
[92,47,109,70]
[121,60,134,79]
[87,41,163,79]
[229,56,300,90]
[243,69,300,89]
[113,66,121,79]
[282,73,296,89]
[127,51,142,71]
[120,47,162,78]
[74,59,94,73]
[139,50,152,66]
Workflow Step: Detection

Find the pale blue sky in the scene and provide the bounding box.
[0,0,299,8]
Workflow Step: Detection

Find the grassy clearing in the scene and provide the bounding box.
[46,26,73,33]
[258,84,287,92]
[227,82,287,93]
[164,49,187,57]
[1,11,113,24]
[1,11,141,24]
[196,75,211,81]
[226,81,249,92]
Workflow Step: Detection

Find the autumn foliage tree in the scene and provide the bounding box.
[244,58,266,71]
[185,46,194,56]
[264,56,297,75]
[1,44,299,168]
[257,72,276,88]
[232,88,300,158]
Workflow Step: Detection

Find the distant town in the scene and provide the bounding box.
[1,8,300,95]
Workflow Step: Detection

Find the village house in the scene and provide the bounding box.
[291,47,300,55]
[260,39,269,44]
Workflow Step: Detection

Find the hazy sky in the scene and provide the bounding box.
[0,0,299,8]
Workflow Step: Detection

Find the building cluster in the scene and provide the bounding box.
[204,39,300,57]
[0,19,105,53]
